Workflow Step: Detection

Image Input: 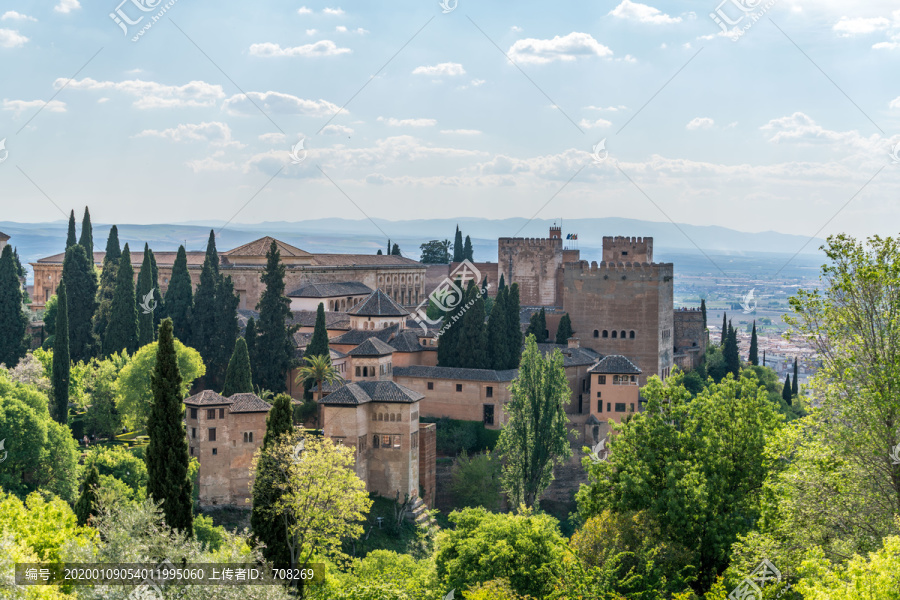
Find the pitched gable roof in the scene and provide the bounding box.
[348,338,396,357]
[183,389,230,406]
[319,381,424,405]
[228,393,272,413]
[222,237,311,258]
[331,324,399,346]
[347,289,409,317]
[588,355,642,375]
[287,281,373,298]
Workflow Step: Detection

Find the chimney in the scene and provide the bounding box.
[567,337,580,349]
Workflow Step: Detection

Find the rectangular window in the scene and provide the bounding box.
[373,435,380,448]
[411,431,418,450]
[207,409,216,419]
[615,403,626,412]
[382,434,392,448]
[427,381,434,390]
[486,386,493,398]
[596,391,601,398]
[191,427,196,439]
[219,408,225,419]
[598,400,603,412]
[607,402,611,412]
[190,408,197,419]
[392,435,401,449]
[456,384,462,392]
[212,448,217,456]
[356,366,361,377]
[599,375,606,385]
[332,437,345,445]
[209,428,216,442]
[630,403,635,412]
[483,404,495,426]
[243,431,253,443]
[358,435,367,452]
[189,447,193,456]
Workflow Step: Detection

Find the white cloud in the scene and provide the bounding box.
[511,25,522,32]
[585,105,626,111]
[608,0,681,25]
[686,117,714,129]
[759,112,888,158]
[440,129,482,135]
[297,6,312,14]
[321,124,354,135]
[508,32,613,65]
[412,62,465,77]
[579,118,612,129]
[259,132,287,144]
[354,28,368,34]
[59,77,225,108]
[224,91,340,117]
[0,28,27,47]
[306,29,317,35]
[54,0,80,14]
[187,151,239,173]
[97,97,109,103]
[2,11,36,22]
[249,40,351,57]
[323,7,344,15]
[136,122,244,148]
[336,25,347,32]
[833,16,890,36]
[377,117,437,127]
[891,96,900,109]
[3,99,66,115]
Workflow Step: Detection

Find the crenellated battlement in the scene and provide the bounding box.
[602,235,653,263]
[499,237,563,247]
[563,259,673,279]
[602,236,650,245]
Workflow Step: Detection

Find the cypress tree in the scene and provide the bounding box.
[463,235,474,261]
[749,321,759,366]
[526,308,547,342]
[66,210,77,250]
[255,240,295,394]
[437,277,467,368]
[391,243,401,256]
[104,244,138,356]
[79,207,93,255]
[223,337,253,396]
[724,323,740,378]
[52,281,70,424]
[453,226,463,262]
[486,287,510,370]
[251,393,294,568]
[12,247,25,281]
[700,299,707,330]
[455,282,488,369]
[0,246,28,367]
[74,464,100,526]
[145,318,193,535]
[163,246,193,343]
[306,303,329,359]
[376,249,383,255]
[93,226,121,347]
[498,273,506,291]
[782,374,792,405]
[213,275,240,390]
[61,243,99,362]
[136,244,155,347]
[505,283,522,369]
[792,358,799,396]
[721,312,727,345]
[245,317,258,388]
[555,313,573,345]
[193,230,239,389]
[149,249,162,330]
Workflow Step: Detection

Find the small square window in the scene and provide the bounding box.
[599,375,606,385]
[615,403,626,412]
[190,408,197,419]
[630,403,635,412]
[212,448,217,456]
[596,391,601,398]
[486,386,493,398]
[427,382,434,390]
[392,435,401,449]
[219,408,225,419]
[456,384,463,392]
[382,434,392,448]
[207,409,216,419]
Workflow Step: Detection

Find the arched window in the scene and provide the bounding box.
[593,330,599,338]
[612,331,617,339]
[620,331,626,339]
[629,330,635,339]
[390,414,395,422]
[377,413,383,421]
[602,330,609,338]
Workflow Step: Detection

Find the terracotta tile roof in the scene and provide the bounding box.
[228,393,273,413]
[0,232,9,241]
[222,237,311,258]
[310,254,422,267]
[347,289,409,317]
[35,250,205,267]
[331,325,399,346]
[588,355,642,375]
[348,338,396,357]
[386,329,433,353]
[289,310,351,329]
[393,365,519,382]
[183,389,230,406]
[319,381,424,405]
[536,343,602,368]
[287,281,373,298]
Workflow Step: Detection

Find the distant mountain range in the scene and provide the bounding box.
[1,217,826,282]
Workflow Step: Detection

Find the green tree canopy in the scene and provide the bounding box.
[51,281,70,424]
[61,243,98,362]
[162,245,193,343]
[0,245,28,368]
[104,244,138,357]
[420,239,452,264]
[555,313,573,345]
[255,240,296,393]
[223,336,253,396]
[93,225,121,346]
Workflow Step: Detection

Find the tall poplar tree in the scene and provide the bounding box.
[145,318,193,535]
[555,313,573,345]
[782,374,792,405]
[496,335,572,508]
[255,240,295,393]
[163,246,193,343]
[505,283,522,369]
[223,336,253,396]
[463,235,474,261]
[792,358,799,396]
[61,243,98,363]
[486,288,510,371]
[0,245,28,367]
[52,281,70,424]
[455,282,488,369]
[251,393,294,568]
[79,207,93,256]
[66,210,77,250]
[93,226,121,347]
[453,225,464,262]
[104,244,138,356]
[136,244,155,347]
[245,317,258,388]
[748,321,759,366]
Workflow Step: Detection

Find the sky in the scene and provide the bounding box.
[0,0,899,240]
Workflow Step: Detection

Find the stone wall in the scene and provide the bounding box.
[498,237,565,306]
[418,423,436,507]
[673,309,708,370]
[601,236,653,263]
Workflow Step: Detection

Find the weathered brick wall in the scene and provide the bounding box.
[419,423,436,507]
[602,236,653,263]
[498,237,564,306]
[674,309,707,369]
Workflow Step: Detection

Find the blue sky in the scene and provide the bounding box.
[1,0,899,239]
